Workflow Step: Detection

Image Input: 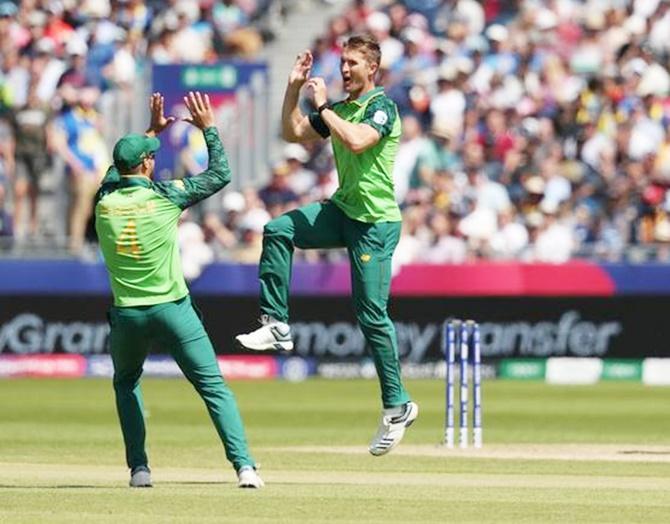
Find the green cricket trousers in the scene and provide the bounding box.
[259,200,411,408]
[108,295,255,471]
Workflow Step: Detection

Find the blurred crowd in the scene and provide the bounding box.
[0,0,280,254]
[298,0,670,265]
[4,0,670,269]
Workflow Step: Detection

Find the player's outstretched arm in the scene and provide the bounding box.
[281,51,323,143]
[145,92,176,137]
[154,91,231,209]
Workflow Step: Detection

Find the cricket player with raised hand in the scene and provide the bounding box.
[95,91,263,488]
[236,35,418,456]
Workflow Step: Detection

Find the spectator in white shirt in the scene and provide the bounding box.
[489,206,529,259]
[533,201,574,263]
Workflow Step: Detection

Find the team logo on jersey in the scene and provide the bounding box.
[373,110,388,125]
[360,254,371,262]
[173,180,185,191]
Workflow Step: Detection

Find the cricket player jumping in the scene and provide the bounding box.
[236,35,418,456]
[95,92,263,488]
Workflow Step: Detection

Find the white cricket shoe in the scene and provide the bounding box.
[129,466,152,488]
[237,466,265,488]
[235,315,293,351]
[368,401,419,456]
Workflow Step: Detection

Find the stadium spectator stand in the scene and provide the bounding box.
[2,0,670,268]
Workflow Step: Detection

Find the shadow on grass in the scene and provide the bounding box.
[0,482,250,488]
[161,481,231,486]
[0,485,124,489]
[620,450,670,455]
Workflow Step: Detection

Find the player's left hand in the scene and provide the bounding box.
[305,78,328,108]
[183,91,216,130]
[147,92,176,136]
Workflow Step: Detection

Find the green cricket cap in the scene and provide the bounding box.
[113,134,161,172]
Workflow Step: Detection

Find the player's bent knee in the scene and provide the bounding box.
[263,216,293,238]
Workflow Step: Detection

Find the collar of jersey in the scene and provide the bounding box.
[346,86,384,106]
[119,176,152,189]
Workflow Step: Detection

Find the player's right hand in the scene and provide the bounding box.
[182,91,216,130]
[147,92,176,136]
[288,51,313,86]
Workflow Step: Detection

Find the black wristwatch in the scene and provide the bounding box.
[317,102,330,114]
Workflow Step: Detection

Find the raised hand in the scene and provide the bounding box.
[147,92,176,136]
[289,51,313,87]
[182,91,216,130]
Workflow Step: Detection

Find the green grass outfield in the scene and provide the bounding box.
[1,378,669,523]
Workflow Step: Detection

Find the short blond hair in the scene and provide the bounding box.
[343,34,381,68]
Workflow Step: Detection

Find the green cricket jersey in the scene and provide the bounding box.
[94,127,230,307]
[309,86,402,223]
